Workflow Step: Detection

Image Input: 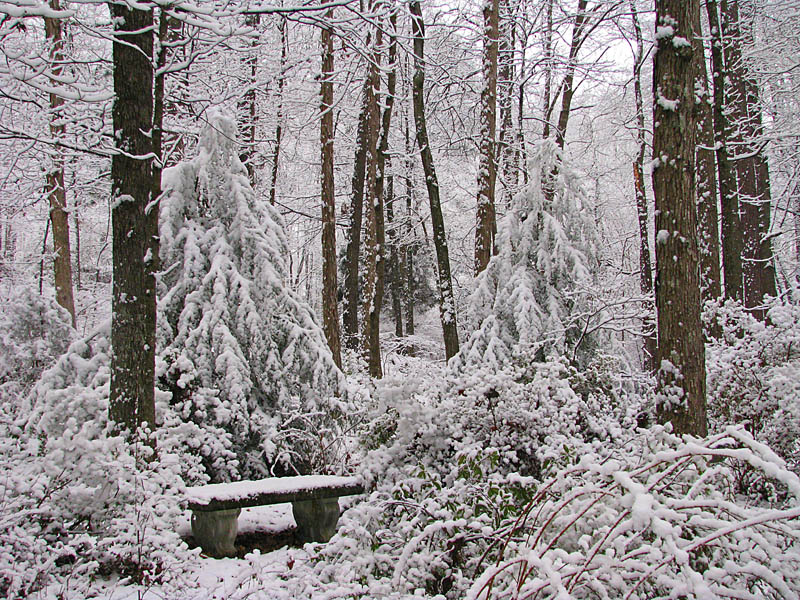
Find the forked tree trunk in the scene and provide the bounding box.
[652,0,707,437]
[44,0,76,327]
[409,1,459,361]
[320,7,342,368]
[108,1,157,436]
[706,0,743,301]
[475,0,499,276]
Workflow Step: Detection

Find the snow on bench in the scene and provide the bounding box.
[186,475,364,557]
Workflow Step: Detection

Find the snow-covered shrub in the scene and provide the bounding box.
[0,286,74,404]
[706,298,800,493]
[469,425,800,600]
[4,328,201,597]
[158,112,345,481]
[453,141,599,371]
[288,357,642,598]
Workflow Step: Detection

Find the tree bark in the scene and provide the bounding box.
[652,0,707,437]
[409,1,459,361]
[386,174,404,337]
[321,8,342,368]
[727,0,776,317]
[269,17,288,206]
[43,0,76,328]
[475,0,499,276]
[360,14,383,378]
[238,13,260,182]
[342,76,372,349]
[629,0,656,371]
[108,1,157,436]
[404,109,416,337]
[497,0,516,207]
[693,3,722,303]
[706,0,743,301]
[554,0,589,151]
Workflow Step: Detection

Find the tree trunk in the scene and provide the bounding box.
[374,9,399,341]
[342,76,372,349]
[108,1,157,436]
[43,0,76,328]
[554,0,589,151]
[238,13,259,181]
[497,0,516,207]
[386,175,404,337]
[693,3,722,303]
[320,8,342,368]
[629,0,656,371]
[360,15,383,378]
[409,1,460,361]
[269,17,288,206]
[151,7,169,292]
[541,0,554,140]
[475,0,499,276]
[404,110,416,336]
[652,0,707,437]
[727,0,776,317]
[706,0,743,301]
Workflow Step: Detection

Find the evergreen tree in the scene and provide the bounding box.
[158,113,344,481]
[453,141,597,370]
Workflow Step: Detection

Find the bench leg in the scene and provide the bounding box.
[292,498,340,543]
[191,508,241,558]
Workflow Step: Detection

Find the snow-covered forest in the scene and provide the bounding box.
[2,0,800,598]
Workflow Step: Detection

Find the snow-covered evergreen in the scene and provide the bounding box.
[158,113,344,481]
[453,141,598,371]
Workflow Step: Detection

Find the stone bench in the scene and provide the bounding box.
[186,475,364,557]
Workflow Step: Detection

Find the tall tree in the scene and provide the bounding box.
[693,3,722,302]
[108,1,157,435]
[43,0,76,328]
[238,13,260,181]
[342,77,371,349]
[706,0,743,301]
[475,0,499,276]
[360,12,383,378]
[268,17,288,207]
[409,1,460,361]
[320,5,341,368]
[652,0,707,436]
[629,0,656,370]
[727,0,776,316]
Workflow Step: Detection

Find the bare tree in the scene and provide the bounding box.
[43,0,76,327]
[409,1,459,361]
